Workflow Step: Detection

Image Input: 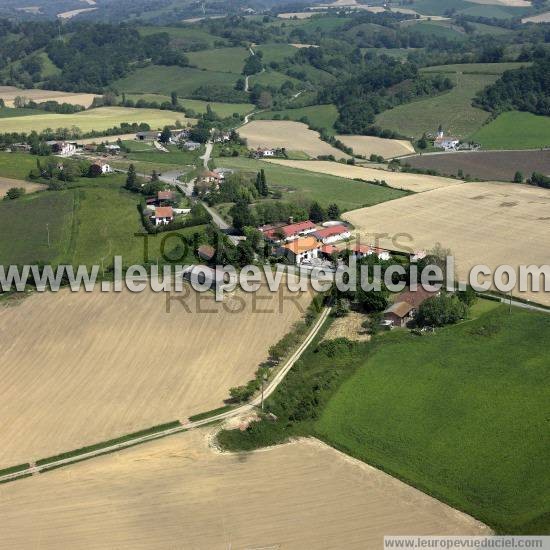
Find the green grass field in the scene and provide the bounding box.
[114,65,241,98]
[406,20,466,41]
[125,94,254,116]
[0,152,42,179]
[187,47,248,73]
[422,62,530,75]
[408,0,527,18]
[376,72,498,138]
[137,26,223,49]
[255,104,338,133]
[471,111,550,150]
[316,305,550,534]
[255,43,297,64]
[0,107,190,134]
[0,107,39,119]
[0,177,206,268]
[249,70,300,88]
[214,156,407,211]
[124,144,202,166]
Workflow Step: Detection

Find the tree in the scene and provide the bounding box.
[0,99,5,108]
[235,77,245,91]
[257,91,273,110]
[189,126,211,144]
[170,91,178,106]
[243,54,263,76]
[88,164,103,178]
[236,241,255,267]
[255,169,268,197]
[309,201,325,223]
[417,294,468,327]
[125,164,139,192]
[327,203,340,219]
[159,126,171,144]
[230,199,255,231]
[513,171,523,183]
[3,187,26,200]
[417,134,428,150]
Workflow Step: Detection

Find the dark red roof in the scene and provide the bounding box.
[396,286,439,309]
[313,225,348,239]
[264,220,316,240]
[154,206,174,218]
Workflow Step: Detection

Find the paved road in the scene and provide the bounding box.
[0,307,331,484]
[200,141,213,169]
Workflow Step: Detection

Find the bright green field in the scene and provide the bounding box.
[249,70,300,88]
[406,20,465,41]
[408,0,527,18]
[0,107,190,134]
[137,26,222,48]
[255,43,297,64]
[316,304,550,534]
[114,65,241,98]
[214,156,407,211]
[0,152,43,179]
[0,177,205,268]
[0,107,47,119]
[471,111,550,150]
[187,47,248,73]
[376,72,498,138]
[125,94,254,116]
[422,62,530,75]
[255,104,338,133]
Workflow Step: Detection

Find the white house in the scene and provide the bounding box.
[152,206,174,226]
[262,149,275,157]
[183,141,201,151]
[434,129,459,150]
[91,160,113,174]
[282,236,320,265]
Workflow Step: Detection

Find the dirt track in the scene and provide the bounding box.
[0,284,310,469]
[0,428,491,549]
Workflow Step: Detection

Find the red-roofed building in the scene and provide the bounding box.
[158,190,176,202]
[320,244,339,258]
[352,244,391,261]
[262,220,317,242]
[152,206,174,226]
[313,225,350,244]
[281,236,321,264]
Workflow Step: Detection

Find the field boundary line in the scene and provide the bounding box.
[0,307,331,484]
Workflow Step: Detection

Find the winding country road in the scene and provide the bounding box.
[0,307,331,484]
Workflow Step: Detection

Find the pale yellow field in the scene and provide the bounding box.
[0,284,310,469]
[0,107,192,134]
[240,120,350,159]
[0,428,490,549]
[278,11,316,18]
[57,7,97,18]
[343,182,550,305]
[522,10,550,22]
[74,133,139,145]
[266,159,463,192]
[0,177,46,198]
[336,135,415,159]
[0,86,98,108]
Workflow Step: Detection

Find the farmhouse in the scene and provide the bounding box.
[313,225,351,244]
[157,190,176,203]
[383,301,415,328]
[281,236,321,265]
[49,141,76,156]
[434,129,459,150]
[199,170,222,186]
[90,160,113,174]
[352,244,391,261]
[262,220,317,243]
[136,131,161,141]
[152,206,174,226]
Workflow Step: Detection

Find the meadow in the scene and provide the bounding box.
[255,43,297,64]
[125,94,254,116]
[0,107,190,134]
[214,156,408,211]
[316,305,550,534]
[255,104,339,133]
[471,111,550,149]
[0,152,44,179]
[375,72,498,139]
[0,86,98,108]
[249,69,300,88]
[187,46,248,73]
[0,177,203,268]
[137,25,222,48]
[114,66,241,98]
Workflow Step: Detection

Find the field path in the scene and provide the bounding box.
[0,307,330,483]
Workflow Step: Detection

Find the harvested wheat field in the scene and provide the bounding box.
[336,135,415,159]
[239,120,349,159]
[0,86,98,108]
[0,283,310,469]
[0,428,490,549]
[344,182,550,305]
[468,0,530,6]
[522,10,550,22]
[0,177,46,198]
[266,159,463,192]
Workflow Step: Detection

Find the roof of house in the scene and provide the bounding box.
[157,190,174,200]
[320,244,339,255]
[265,220,317,240]
[283,236,320,255]
[384,301,414,318]
[154,206,174,218]
[201,170,220,178]
[313,225,349,239]
[395,285,439,309]
[197,244,215,260]
[435,135,459,143]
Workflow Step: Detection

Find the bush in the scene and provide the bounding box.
[417,293,468,327]
[3,187,26,200]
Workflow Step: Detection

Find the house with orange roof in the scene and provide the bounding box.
[282,236,321,265]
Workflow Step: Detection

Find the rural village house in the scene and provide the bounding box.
[90,160,113,174]
[281,236,321,265]
[434,129,459,150]
[49,141,77,157]
[382,285,441,328]
[261,220,317,243]
[313,225,351,245]
[152,206,174,226]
